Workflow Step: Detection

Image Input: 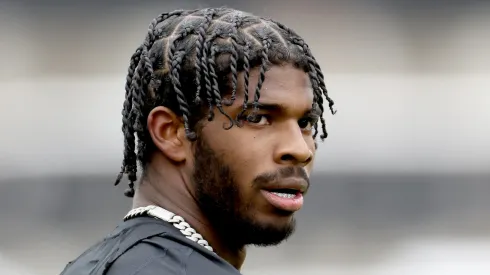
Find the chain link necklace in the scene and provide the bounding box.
[124,205,214,252]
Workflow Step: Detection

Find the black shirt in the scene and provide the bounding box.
[59,216,242,275]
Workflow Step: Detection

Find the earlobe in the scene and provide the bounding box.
[147,106,187,162]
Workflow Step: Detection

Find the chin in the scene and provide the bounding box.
[262,213,295,230]
[257,205,297,222]
[239,212,297,247]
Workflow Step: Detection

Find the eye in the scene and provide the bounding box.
[298,118,314,130]
[246,114,271,126]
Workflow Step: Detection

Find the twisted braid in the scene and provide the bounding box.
[171,50,196,138]
[168,27,196,140]
[223,18,242,106]
[201,33,219,121]
[287,37,324,139]
[250,38,271,119]
[121,59,147,197]
[292,37,331,139]
[299,41,336,115]
[302,55,324,139]
[268,19,336,139]
[143,11,187,93]
[236,42,251,123]
[194,10,215,105]
[114,47,142,189]
[208,44,235,129]
[116,11,187,197]
[221,36,239,107]
[275,20,336,114]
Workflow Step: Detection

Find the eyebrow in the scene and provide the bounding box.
[242,102,317,117]
[244,102,285,111]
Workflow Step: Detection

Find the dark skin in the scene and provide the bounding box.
[133,64,317,270]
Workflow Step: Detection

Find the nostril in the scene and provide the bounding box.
[280,154,295,162]
[304,154,312,164]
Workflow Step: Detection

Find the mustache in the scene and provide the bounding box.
[252,166,310,189]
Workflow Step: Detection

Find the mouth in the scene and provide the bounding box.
[261,177,308,195]
[266,188,301,199]
[260,178,308,212]
[261,189,304,212]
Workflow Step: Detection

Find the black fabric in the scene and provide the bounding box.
[59,216,241,275]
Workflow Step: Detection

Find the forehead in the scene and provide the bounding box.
[236,64,314,108]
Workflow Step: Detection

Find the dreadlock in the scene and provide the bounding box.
[114,7,336,197]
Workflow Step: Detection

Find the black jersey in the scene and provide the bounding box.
[59,216,241,275]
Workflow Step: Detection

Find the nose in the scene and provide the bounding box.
[273,123,313,167]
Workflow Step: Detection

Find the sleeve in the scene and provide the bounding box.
[105,240,193,275]
[184,250,239,275]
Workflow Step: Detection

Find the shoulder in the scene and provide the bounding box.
[60,217,193,275]
[107,235,239,275]
[106,235,194,275]
[60,217,239,275]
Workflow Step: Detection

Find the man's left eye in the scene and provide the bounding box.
[247,114,270,126]
[298,118,313,130]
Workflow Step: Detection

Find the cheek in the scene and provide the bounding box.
[220,144,271,192]
[201,121,278,185]
[305,162,314,176]
[305,137,317,175]
[223,144,267,182]
[201,128,257,177]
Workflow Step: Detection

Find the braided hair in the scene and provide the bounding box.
[114,7,336,197]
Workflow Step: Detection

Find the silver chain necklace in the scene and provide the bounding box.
[124,205,214,252]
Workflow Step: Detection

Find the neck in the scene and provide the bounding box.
[132,161,246,270]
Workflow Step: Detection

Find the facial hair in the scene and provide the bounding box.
[192,135,310,249]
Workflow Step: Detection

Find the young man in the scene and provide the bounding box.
[60,7,336,275]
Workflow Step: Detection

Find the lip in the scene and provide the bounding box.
[261,190,304,212]
[259,177,309,212]
[261,177,309,194]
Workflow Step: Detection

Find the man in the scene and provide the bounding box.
[60,7,335,275]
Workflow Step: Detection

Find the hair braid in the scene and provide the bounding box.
[133,11,187,133]
[275,20,336,115]
[236,41,251,123]
[249,38,271,119]
[168,27,197,140]
[144,11,186,92]
[315,66,336,116]
[121,59,146,197]
[288,38,325,139]
[130,33,161,186]
[121,30,155,196]
[292,38,332,139]
[194,10,215,105]
[201,33,219,121]
[122,47,148,196]
[116,11,186,197]
[223,18,242,106]
[267,19,336,140]
[300,42,336,115]
[141,16,159,87]
[303,58,324,139]
[114,46,142,187]
[208,44,235,129]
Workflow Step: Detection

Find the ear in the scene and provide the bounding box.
[147,106,188,162]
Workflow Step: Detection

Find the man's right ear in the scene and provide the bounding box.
[147,106,187,162]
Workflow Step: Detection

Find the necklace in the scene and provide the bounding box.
[124,205,214,252]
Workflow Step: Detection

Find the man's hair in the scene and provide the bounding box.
[114,7,336,197]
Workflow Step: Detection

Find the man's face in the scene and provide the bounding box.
[191,64,318,248]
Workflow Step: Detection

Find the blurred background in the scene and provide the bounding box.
[1,0,489,274]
